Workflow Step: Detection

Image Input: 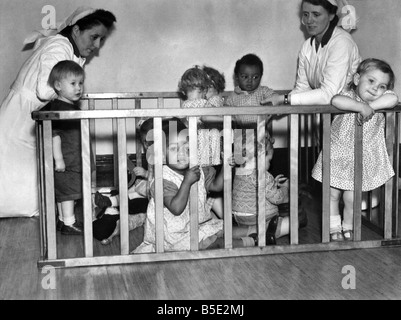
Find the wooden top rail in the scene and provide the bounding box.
[81,90,291,100]
[32,104,401,121]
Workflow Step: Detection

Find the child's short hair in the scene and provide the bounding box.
[137,118,154,150]
[202,65,226,94]
[48,60,85,90]
[350,58,395,90]
[234,53,264,76]
[140,117,187,149]
[178,66,212,97]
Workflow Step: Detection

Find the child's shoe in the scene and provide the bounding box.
[56,217,64,231]
[61,221,83,235]
[342,229,354,241]
[330,231,344,242]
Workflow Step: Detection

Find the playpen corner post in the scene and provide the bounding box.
[43,120,57,260]
[35,119,46,260]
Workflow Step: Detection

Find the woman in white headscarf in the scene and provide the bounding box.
[0,7,116,217]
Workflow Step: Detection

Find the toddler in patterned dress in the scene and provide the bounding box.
[312,58,398,241]
[232,135,307,245]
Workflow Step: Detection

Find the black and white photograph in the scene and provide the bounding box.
[0,0,400,304]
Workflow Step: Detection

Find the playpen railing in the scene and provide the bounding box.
[32,93,401,268]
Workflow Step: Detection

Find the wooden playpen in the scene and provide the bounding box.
[32,91,401,269]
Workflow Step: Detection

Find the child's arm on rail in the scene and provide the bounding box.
[369,92,399,111]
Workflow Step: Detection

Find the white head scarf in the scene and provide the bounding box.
[327,0,358,31]
[23,6,95,47]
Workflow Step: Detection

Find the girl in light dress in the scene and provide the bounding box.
[312,58,398,241]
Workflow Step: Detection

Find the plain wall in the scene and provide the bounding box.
[1,0,400,152]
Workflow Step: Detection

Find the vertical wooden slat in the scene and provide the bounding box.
[321,114,331,243]
[43,121,57,260]
[135,99,143,168]
[298,115,302,183]
[289,114,299,244]
[384,112,395,239]
[353,120,363,241]
[117,118,130,254]
[257,116,266,247]
[88,99,97,188]
[81,119,93,257]
[153,117,164,253]
[112,98,119,188]
[223,116,233,249]
[304,114,309,184]
[36,121,46,259]
[395,113,401,237]
[189,117,199,251]
[158,97,164,109]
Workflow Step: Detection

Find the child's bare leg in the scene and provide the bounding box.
[59,200,75,226]
[211,196,224,219]
[330,187,342,233]
[58,200,82,235]
[342,190,354,232]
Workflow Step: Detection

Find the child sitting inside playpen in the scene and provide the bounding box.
[133,118,271,253]
[178,66,226,218]
[232,135,308,245]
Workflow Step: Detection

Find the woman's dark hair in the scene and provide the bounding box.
[60,9,116,36]
[302,0,339,27]
[234,53,264,76]
[349,58,395,91]
[202,66,226,93]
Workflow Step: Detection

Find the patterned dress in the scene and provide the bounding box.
[232,170,289,226]
[312,90,395,191]
[182,99,222,166]
[133,165,223,253]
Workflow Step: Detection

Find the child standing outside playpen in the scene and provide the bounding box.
[133,118,262,253]
[312,58,398,241]
[46,60,87,235]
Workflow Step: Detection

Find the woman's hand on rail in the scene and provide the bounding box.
[260,94,283,106]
